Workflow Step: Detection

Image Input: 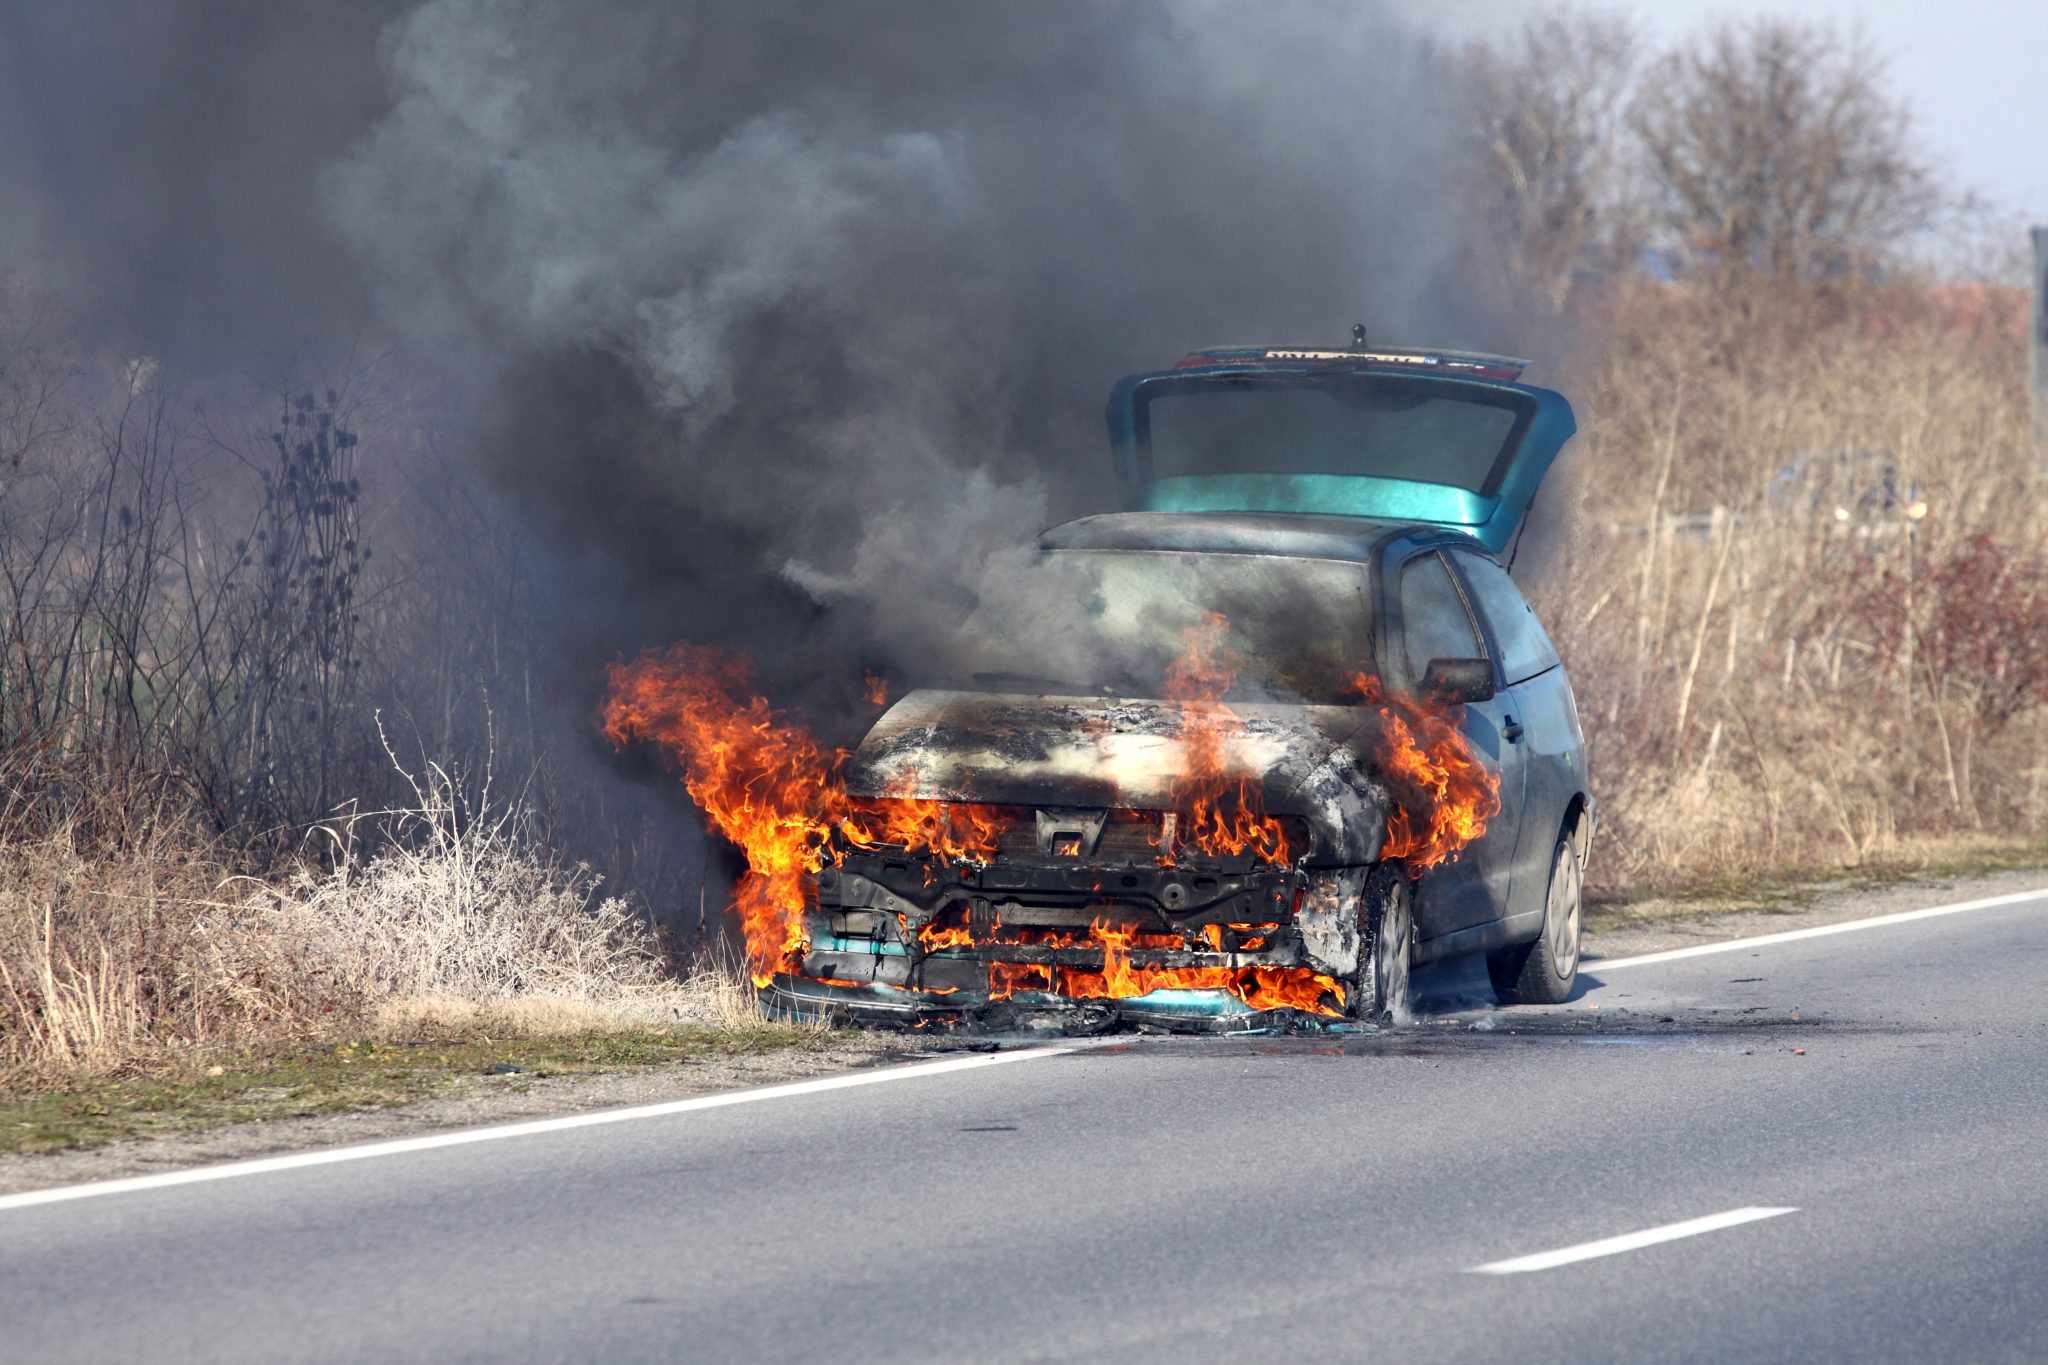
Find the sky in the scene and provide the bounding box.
[1421,0,2048,230]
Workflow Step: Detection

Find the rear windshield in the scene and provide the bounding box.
[1138,374,1532,496]
[955,548,1374,703]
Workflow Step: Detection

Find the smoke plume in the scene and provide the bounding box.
[5,0,1514,720]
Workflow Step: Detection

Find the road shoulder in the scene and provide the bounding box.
[0,1029,966,1198]
[1585,863,2048,960]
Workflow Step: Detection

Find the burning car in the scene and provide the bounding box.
[604,338,1593,1032]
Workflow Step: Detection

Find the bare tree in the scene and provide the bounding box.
[1461,8,1643,312]
[1631,18,1943,282]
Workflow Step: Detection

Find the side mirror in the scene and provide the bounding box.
[1419,657,1495,706]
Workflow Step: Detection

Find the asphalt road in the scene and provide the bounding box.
[3,891,2045,1364]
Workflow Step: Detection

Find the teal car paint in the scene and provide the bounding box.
[1106,347,1577,555]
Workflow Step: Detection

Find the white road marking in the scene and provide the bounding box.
[1587,887,2048,972]
[1468,1206,1798,1275]
[0,1044,1081,1215]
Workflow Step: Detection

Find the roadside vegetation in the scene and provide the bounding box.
[1553,279,2048,899]
[1457,15,2048,897]
[0,743,816,1111]
[4,10,2047,1126]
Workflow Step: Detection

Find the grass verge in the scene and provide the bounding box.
[0,1022,837,1158]
[1586,833,2048,932]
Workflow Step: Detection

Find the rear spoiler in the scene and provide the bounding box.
[1171,345,1530,382]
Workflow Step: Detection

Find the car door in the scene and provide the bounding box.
[1444,548,1571,921]
[1389,547,1527,943]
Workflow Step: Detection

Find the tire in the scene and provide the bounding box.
[1487,834,1582,1005]
[1350,865,1413,1025]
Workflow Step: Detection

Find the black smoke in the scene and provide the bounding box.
[4,0,1517,723]
[0,0,410,368]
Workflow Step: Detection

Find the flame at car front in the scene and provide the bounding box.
[1160,612,1296,865]
[599,615,1499,1013]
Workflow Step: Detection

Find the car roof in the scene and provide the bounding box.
[1039,511,1483,564]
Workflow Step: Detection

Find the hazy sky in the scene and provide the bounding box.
[1421,0,2048,227]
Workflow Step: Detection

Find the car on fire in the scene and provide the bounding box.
[774,339,1594,1031]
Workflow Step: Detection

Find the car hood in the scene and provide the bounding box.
[845,689,1391,863]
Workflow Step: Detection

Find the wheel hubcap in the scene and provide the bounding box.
[1377,887,1412,1023]
[1548,848,1581,977]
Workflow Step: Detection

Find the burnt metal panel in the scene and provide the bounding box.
[845,689,1391,864]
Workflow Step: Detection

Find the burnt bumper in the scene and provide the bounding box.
[777,848,1365,1033]
[763,972,1326,1034]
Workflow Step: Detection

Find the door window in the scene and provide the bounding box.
[1398,552,1484,684]
[1450,551,1560,685]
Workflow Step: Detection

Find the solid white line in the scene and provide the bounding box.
[0,1045,1081,1215]
[1468,1206,1798,1275]
[1587,886,2048,972]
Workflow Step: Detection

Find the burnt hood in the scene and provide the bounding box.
[845,689,1391,863]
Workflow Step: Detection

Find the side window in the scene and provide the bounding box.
[1398,552,1484,684]
[1451,550,1560,685]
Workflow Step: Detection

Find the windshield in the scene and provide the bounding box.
[1138,374,1530,495]
[954,548,1374,703]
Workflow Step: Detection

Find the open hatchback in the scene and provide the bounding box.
[1106,343,1576,554]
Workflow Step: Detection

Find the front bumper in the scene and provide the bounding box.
[764,972,1331,1034]
[776,846,1364,1033]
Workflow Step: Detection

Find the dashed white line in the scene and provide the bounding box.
[0,1044,1082,1215]
[1588,887,2048,972]
[1468,1206,1799,1275]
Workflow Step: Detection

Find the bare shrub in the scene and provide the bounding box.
[247,750,680,1014]
[0,279,711,942]
[1631,18,1945,282]
[1536,277,2048,894]
[0,741,715,1085]
[1457,7,1645,313]
[221,733,717,1034]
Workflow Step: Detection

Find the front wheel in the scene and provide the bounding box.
[1350,865,1413,1025]
[1487,835,1582,1005]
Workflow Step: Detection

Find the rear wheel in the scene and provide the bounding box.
[1487,834,1581,1005]
[1350,866,1413,1025]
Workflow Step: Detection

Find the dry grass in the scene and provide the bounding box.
[0,743,770,1088]
[0,821,246,1079]
[1536,279,2048,895]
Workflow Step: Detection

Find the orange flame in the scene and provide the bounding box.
[600,645,1003,986]
[863,671,889,707]
[599,647,835,986]
[1040,918,1343,1014]
[988,962,1055,998]
[600,630,1496,1009]
[839,773,1010,865]
[1160,613,1292,865]
[918,922,978,952]
[1348,673,1501,869]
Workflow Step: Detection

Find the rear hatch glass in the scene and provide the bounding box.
[1108,368,1575,553]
